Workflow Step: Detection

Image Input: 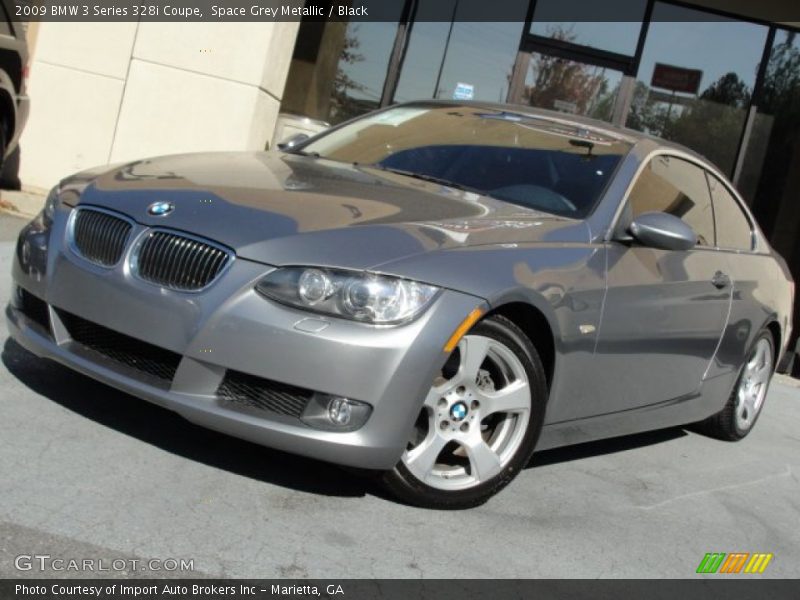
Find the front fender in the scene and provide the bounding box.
[374,243,608,423]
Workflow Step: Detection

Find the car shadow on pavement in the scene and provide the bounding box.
[527,427,688,469]
[4,337,690,502]
[2,338,378,499]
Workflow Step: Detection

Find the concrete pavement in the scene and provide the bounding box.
[0,189,46,219]
[0,213,798,579]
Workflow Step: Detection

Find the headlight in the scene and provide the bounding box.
[41,185,60,227]
[256,267,440,324]
[16,186,60,278]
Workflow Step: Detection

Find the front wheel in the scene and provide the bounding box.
[383,315,547,509]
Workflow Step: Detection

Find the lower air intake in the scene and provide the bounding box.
[18,288,50,333]
[217,370,312,418]
[57,309,181,384]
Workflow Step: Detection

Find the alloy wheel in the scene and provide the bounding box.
[734,337,773,431]
[401,334,531,491]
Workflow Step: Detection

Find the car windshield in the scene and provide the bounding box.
[301,103,633,218]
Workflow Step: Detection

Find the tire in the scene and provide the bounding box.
[697,331,774,441]
[382,314,547,509]
[0,146,21,190]
[0,121,6,182]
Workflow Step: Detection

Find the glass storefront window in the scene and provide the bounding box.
[433,21,526,102]
[393,0,527,104]
[625,2,768,175]
[391,0,455,103]
[737,29,800,325]
[740,29,800,219]
[392,19,451,102]
[281,0,405,125]
[529,0,647,56]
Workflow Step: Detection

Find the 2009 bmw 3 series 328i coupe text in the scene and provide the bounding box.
[9,102,794,508]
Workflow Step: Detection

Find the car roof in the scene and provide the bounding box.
[401,99,712,165]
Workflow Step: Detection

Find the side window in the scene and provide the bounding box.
[707,174,753,250]
[627,155,715,247]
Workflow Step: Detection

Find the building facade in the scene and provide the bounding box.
[18,0,800,350]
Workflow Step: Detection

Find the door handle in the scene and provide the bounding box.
[711,271,731,289]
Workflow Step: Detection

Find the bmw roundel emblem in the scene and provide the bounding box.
[450,401,468,422]
[147,201,174,216]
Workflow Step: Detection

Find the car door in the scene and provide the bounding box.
[576,154,732,419]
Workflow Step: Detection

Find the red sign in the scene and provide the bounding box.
[651,63,703,95]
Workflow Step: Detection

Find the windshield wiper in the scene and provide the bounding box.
[366,165,486,196]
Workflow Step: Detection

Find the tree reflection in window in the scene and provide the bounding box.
[523,26,621,122]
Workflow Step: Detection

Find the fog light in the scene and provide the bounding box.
[301,393,372,431]
[328,397,353,425]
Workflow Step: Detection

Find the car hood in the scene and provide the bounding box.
[64,152,591,271]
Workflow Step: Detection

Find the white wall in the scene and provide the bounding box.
[19,21,299,190]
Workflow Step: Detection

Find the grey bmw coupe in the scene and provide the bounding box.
[9,102,794,508]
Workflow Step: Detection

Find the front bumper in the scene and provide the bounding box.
[9,208,484,470]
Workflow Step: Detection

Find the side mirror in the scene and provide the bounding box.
[277,133,310,151]
[627,211,697,251]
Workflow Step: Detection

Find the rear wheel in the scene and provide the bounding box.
[699,332,774,441]
[383,315,547,509]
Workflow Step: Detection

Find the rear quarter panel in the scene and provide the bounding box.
[715,249,791,374]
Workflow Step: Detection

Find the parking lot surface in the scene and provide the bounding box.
[0,213,798,578]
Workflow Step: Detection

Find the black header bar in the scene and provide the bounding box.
[9,0,800,22]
